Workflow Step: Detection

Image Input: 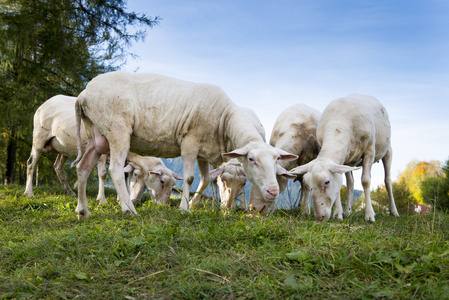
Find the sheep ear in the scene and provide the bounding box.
[276,165,296,178]
[276,148,298,161]
[171,171,183,180]
[123,164,134,173]
[210,166,225,178]
[150,168,162,176]
[290,162,311,175]
[329,164,360,174]
[222,147,249,159]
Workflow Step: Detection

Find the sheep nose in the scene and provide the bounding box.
[316,215,325,222]
[266,188,278,198]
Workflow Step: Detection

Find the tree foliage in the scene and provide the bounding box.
[370,179,417,214]
[0,0,159,184]
[421,159,449,212]
[398,160,442,204]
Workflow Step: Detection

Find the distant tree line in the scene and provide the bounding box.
[0,0,159,185]
[370,159,449,213]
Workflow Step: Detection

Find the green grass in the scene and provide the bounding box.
[1,184,448,299]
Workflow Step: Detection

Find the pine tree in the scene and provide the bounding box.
[0,0,159,184]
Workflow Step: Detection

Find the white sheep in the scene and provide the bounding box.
[290,94,400,222]
[24,95,109,202]
[248,104,321,215]
[72,72,297,218]
[210,158,247,210]
[124,152,182,205]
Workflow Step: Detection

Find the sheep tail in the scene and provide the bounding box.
[71,96,83,167]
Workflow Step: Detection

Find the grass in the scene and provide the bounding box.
[1,184,448,299]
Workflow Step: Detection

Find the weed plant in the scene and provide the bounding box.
[0,184,448,299]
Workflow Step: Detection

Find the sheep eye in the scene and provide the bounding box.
[324,180,330,185]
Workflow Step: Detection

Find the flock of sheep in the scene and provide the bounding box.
[24,71,400,222]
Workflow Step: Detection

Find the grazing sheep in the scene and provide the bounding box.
[124,152,182,205]
[210,158,247,210]
[72,71,297,218]
[248,104,321,215]
[290,94,399,222]
[24,95,109,201]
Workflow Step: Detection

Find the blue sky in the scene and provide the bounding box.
[123,0,449,189]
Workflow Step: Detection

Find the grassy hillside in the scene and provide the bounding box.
[1,184,448,299]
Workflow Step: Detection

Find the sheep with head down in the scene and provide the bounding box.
[290,94,399,222]
[210,158,247,210]
[24,95,111,202]
[124,152,182,205]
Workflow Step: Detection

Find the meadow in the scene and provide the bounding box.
[1,184,448,299]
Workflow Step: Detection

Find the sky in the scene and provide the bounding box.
[123,0,449,190]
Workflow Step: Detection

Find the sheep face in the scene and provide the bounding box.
[128,167,180,205]
[129,168,146,204]
[247,185,277,215]
[216,165,246,210]
[144,169,178,205]
[292,159,359,222]
[223,142,297,207]
[303,167,343,222]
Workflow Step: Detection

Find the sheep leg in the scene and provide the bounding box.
[54,154,76,197]
[24,145,43,197]
[76,143,101,218]
[189,159,210,208]
[361,154,376,222]
[343,171,354,217]
[211,176,219,203]
[218,179,231,210]
[333,190,344,220]
[383,146,399,217]
[300,181,310,215]
[108,146,137,215]
[180,154,196,212]
[239,186,247,210]
[96,154,108,204]
[229,185,237,210]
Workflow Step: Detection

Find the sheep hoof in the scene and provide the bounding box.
[365,214,376,222]
[333,213,343,221]
[77,209,91,219]
[179,205,191,213]
[97,198,108,204]
[123,209,138,216]
[24,192,34,198]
